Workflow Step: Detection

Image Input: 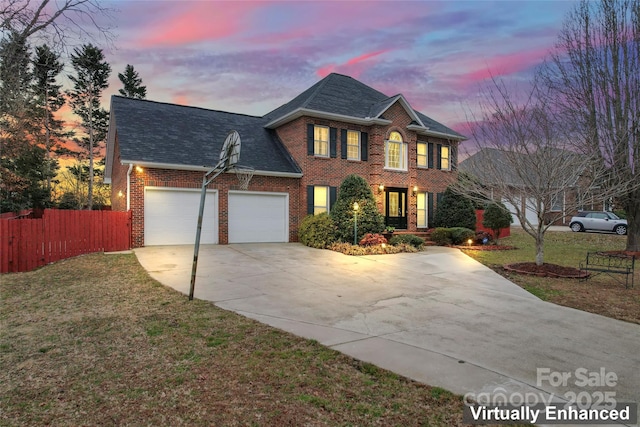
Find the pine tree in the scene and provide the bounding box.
[67,44,111,210]
[433,187,476,230]
[32,44,68,201]
[118,64,146,99]
[482,202,512,244]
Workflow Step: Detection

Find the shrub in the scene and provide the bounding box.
[449,227,476,245]
[429,227,475,246]
[328,242,416,255]
[433,187,476,230]
[482,202,512,244]
[359,233,387,246]
[430,228,452,245]
[389,234,424,249]
[298,213,336,249]
[330,174,385,242]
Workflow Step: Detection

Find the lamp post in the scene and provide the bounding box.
[353,201,359,245]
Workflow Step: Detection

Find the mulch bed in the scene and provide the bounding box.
[504,262,589,279]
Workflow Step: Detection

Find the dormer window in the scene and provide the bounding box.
[385,131,407,171]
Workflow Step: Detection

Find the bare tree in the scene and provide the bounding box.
[538,0,640,252]
[457,80,625,265]
[1,0,113,49]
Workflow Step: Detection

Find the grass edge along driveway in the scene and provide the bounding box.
[1,252,530,427]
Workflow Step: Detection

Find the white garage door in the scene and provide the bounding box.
[503,196,538,227]
[228,191,288,243]
[144,187,218,245]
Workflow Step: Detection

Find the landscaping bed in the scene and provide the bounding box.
[504,262,588,278]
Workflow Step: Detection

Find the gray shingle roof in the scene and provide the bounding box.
[109,96,301,174]
[265,73,465,139]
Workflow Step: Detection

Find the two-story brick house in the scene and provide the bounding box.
[105,73,465,247]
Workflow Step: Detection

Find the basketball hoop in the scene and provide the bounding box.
[232,165,255,190]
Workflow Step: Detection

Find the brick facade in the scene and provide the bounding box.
[275,100,457,232]
[109,88,461,247]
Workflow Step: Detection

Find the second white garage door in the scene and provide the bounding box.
[228,191,289,243]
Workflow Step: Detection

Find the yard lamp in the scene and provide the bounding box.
[353,201,359,245]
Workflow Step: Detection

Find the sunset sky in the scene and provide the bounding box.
[87,0,578,136]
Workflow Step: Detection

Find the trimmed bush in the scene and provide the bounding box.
[430,227,475,246]
[482,202,512,244]
[359,233,387,247]
[330,174,385,242]
[389,234,424,249]
[433,187,476,230]
[449,227,476,245]
[430,228,452,246]
[298,213,336,249]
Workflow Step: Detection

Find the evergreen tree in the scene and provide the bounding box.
[482,201,512,244]
[32,44,68,200]
[433,187,476,230]
[118,64,146,99]
[67,44,111,210]
[330,174,385,243]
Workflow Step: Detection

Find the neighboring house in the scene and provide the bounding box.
[105,73,465,247]
[459,148,605,226]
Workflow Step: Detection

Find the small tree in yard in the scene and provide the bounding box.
[482,202,512,244]
[433,187,476,230]
[330,174,385,243]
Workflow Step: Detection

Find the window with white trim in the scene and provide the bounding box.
[385,131,407,171]
[314,126,329,157]
[347,130,360,160]
[417,192,427,228]
[313,186,329,215]
[440,145,450,170]
[417,142,428,168]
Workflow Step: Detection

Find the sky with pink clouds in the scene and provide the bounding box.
[94,0,579,135]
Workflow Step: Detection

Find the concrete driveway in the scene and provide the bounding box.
[135,243,639,423]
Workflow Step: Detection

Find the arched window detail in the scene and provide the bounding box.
[389,131,403,142]
[385,131,408,171]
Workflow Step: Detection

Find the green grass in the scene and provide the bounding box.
[462,229,640,323]
[2,252,526,426]
[467,228,626,268]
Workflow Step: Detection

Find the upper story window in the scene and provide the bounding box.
[346,130,360,160]
[314,126,329,157]
[385,131,407,171]
[440,145,450,170]
[417,142,428,168]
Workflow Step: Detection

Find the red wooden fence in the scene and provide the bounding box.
[475,209,511,239]
[0,209,131,273]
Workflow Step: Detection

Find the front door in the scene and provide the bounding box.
[385,188,408,229]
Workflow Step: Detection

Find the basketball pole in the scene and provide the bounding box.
[189,130,240,301]
[189,163,226,300]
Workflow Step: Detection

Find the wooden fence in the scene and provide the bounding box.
[0,209,131,273]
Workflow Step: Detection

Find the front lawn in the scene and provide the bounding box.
[461,229,640,324]
[1,253,517,426]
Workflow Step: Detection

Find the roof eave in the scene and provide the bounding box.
[119,160,303,178]
[407,124,467,141]
[265,108,391,129]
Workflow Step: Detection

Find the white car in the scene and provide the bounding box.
[569,211,627,235]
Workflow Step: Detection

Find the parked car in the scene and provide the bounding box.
[569,211,627,235]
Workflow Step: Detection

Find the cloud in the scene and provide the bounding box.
[133,2,259,48]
